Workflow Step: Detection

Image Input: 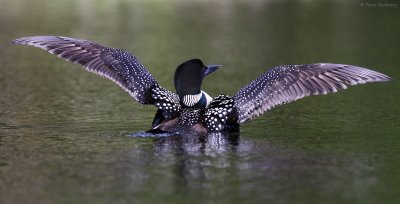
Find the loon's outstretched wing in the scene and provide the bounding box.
[11,36,180,117]
[234,63,391,123]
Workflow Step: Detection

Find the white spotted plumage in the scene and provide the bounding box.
[203,95,235,132]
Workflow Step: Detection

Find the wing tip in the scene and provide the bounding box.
[357,65,393,83]
[10,38,24,45]
[380,74,393,82]
[326,63,392,83]
[11,36,41,45]
[10,36,63,45]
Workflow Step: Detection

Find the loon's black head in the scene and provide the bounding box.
[174,59,221,108]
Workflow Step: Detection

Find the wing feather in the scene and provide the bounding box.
[12,36,155,102]
[234,63,391,123]
[12,36,181,118]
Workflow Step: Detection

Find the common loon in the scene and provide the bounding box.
[11,36,391,134]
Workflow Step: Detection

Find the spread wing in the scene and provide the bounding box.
[234,63,391,123]
[11,36,180,117]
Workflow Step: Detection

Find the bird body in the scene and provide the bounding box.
[11,36,392,134]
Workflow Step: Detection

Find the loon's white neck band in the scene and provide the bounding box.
[182,92,202,107]
[182,90,213,107]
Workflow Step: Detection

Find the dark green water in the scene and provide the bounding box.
[1,0,399,203]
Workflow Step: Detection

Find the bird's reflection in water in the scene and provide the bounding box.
[120,132,375,199]
[153,132,240,155]
[147,132,242,193]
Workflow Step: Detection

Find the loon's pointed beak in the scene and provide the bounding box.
[203,64,222,77]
